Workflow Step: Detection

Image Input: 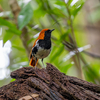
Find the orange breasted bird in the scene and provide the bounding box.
[29,29,55,68]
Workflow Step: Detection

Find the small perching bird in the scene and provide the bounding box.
[29,29,55,68]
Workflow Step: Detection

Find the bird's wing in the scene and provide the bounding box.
[29,39,39,67]
[29,38,38,59]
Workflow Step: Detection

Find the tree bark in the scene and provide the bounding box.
[0,63,100,100]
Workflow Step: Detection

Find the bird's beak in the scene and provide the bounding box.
[50,29,55,32]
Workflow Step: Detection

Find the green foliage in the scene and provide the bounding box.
[12,46,25,51]
[83,64,100,84]
[54,0,68,17]
[50,44,64,62]
[3,31,14,43]
[0,18,21,35]
[1,0,100,87]
[18,2,33,30]
[69,0,85,17]
[61,63,73,74]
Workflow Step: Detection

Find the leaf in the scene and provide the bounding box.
[18,2,33,30]
[50,45,64,62]
[0,17,21,35]
[54,1,68,17]
[3,30,14,43]
[55,0,66,6]
[59,31,69,42]
[71,4,84,17]
[34,4,46,18]
[67,0,73,6]
[83,65,100,84]
[70,0,85,17]
[10,79,16,82]
[49,46,57,59]
[12,45,25,51]
[27,38,34,45]
[53,8,66,18]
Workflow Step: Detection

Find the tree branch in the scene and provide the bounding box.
[0,63,100,100]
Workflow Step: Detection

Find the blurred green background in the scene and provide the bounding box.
[0,0,100,87]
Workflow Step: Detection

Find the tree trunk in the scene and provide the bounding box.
[0,63,100,100]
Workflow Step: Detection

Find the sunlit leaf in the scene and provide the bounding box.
[18,2,33,30]
[54,1,68,17]
[67,0,73,6]
[55,0,66,6]
[70,0,85,17]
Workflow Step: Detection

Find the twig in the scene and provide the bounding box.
[83,51,100,59]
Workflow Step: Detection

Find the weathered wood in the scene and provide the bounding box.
[0,63,100,100]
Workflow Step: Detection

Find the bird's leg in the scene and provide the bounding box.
[41,58,45,68]
[35,57,37,69]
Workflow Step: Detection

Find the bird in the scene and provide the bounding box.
[29,28,55,68]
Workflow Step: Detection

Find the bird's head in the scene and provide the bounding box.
[38,29,55,40]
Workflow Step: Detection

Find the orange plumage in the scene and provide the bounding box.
[29,28,54,67]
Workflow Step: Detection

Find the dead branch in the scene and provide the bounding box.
[0,63,100,100]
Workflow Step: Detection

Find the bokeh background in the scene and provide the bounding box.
[0,0,100,87]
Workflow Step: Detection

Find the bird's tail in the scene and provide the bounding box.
[29,57,38,67]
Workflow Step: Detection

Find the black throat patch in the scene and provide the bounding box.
[38,39,51,49]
